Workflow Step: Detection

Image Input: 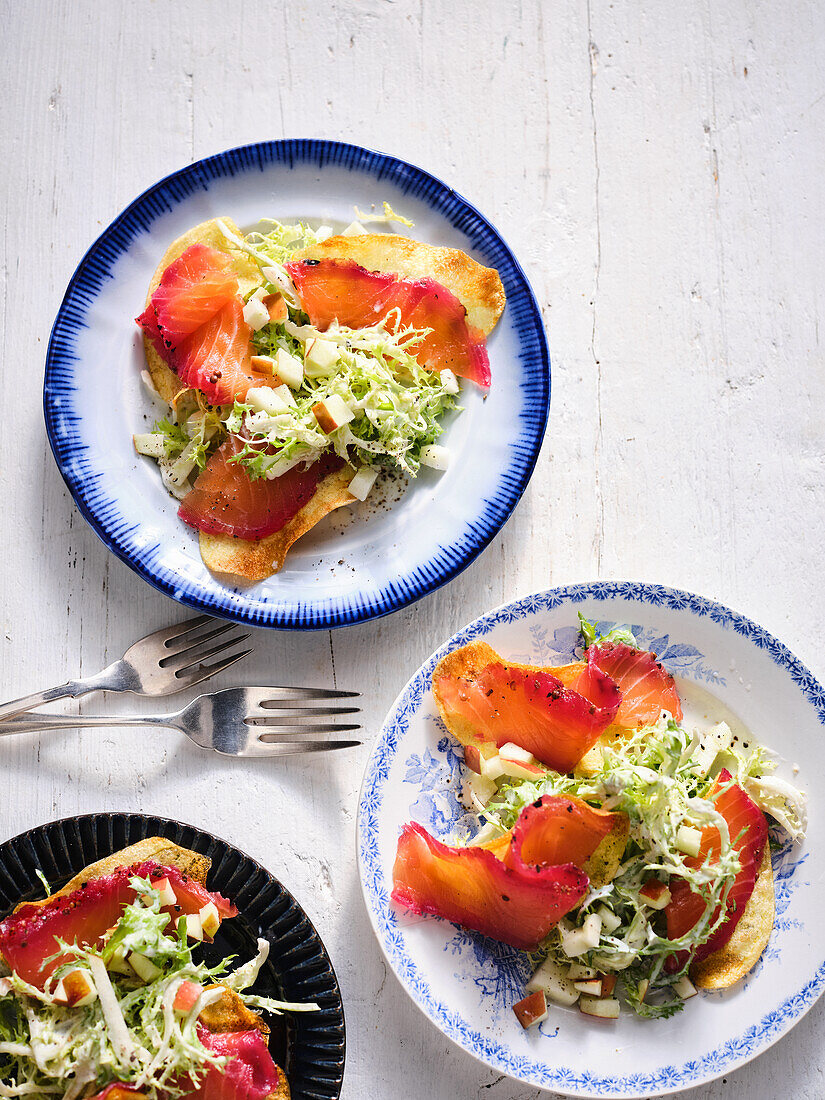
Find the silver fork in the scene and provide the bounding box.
[0,687,361,757]
[0,616,253,721]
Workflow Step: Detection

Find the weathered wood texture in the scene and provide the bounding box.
[1,1,824,1096]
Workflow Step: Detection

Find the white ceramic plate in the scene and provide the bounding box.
[357,582,821,1096]
[44,140,549,628]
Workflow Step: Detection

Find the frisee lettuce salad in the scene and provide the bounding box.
[0,875,317,1099]
[459,617,807,1020]
[136,209,458,500]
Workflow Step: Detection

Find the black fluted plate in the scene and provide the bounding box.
[0,813,345,1100]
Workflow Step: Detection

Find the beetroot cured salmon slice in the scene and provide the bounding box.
[178,438,343,541]
[86,1031,280,1100]
[136,244,257,406]
[185,1028,281,1100]
[433,660,621,773]
[665,771,768,972]
[137,244,239,348]
[286,258,492,390]
[587,641,683,727]
[497,795,626,870]
[391,821,589,951]
[0,862,236,987]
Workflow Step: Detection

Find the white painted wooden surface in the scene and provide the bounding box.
[1,1,824,1096]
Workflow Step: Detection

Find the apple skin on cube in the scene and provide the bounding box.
[464,742,498,774]
[639,879,671,910]
[579,995,620,1019]
[513,989,549,1029]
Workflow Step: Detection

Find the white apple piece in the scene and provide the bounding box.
[567,962,598,980]
[675,825,703,858]
[469,821,506,847]
[496,742,546,782]
[133,433,167,458]
[419,444,451,471]
[246,386,292,416]
[106,944,133,976]
[148,877,178,908]
[304,337,340,375]
[579,995,620,1019]
[242,288,271,331]
[596,905,622,934]
[463,771,497,813]
[342,221,367,236]
[512,989,548,1029]
[348,465,380,501]
[128,952,162,983]
[674,974,698,999]
[525,957,580,1006]
[53,967,98,1007]
[639,879,672,910]
[438,368,460,395]
[313,395,355,433]
[315,225,333,241]
[199,901,221,938]
[250,354,276,377]
[637,978,650,1002]
[560,913,602,957]
[573,977,604,996]
[274,348,304,389]
[180,913,204,942]
[693,722,734,776]
[480,753,508,781]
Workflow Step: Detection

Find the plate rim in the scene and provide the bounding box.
[356,579,824,1097]
[0,810,346,1099]
[43,137,551,630]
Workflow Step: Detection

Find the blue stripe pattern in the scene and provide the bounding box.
[44,140,550,629]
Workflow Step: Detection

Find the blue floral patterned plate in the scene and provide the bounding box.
[43,139,549,629]
[357,582,820,1097]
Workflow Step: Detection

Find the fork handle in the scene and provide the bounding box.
[0,663,126,721]
[0,712,173,736]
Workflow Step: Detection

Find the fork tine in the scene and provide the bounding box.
[150,615,215,645]
[236,739,362,757]
[246,707,360,722]
[255,723,362,735]
[257,689,360,705]
[162,620,240,655]
[163,633,252,673]
[174,648,253,688]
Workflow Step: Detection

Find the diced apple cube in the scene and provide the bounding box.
[129,951,162,983]
[598,973,617,997]
[497,757,546,782]
[133,433,167,458]
[673,974,698,1000]
[247,386,291,416]
[106,944,133,976]
[639,879,672,910]
[573,978,603,996]
[250,354,276,377]
[274,348,304,389]
[312,395,354,433]
[637,978,649,1002]
[526,957,580,1006]
[465,741,499,774]
[560,913,602,957]
[53,968,97,1007]
[273,383,296,407]
[596,905,622,934]
[347,465,380,501]
[579,995,620,1019]
[513,990,548,1029]
[180,913,204,942]
[480,754,508,781]
[498,742,537,765]
[304,337,340,374]
[467,771,496,811]
[439,368,460,395]
[315,225,333,241]
[567,963,598,981]
[676,825,703,858]
[262,293,288,323]
[199,901,221,938]
[420,444,451,471]
[342,221,367,236]
[242,291,270,331]
[694,722,734,776]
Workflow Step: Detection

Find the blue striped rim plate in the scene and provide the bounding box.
[357,582,822,1096]
[0,812,345,1098]
[44,140,550,629]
